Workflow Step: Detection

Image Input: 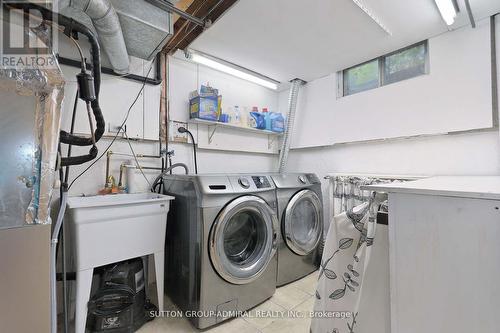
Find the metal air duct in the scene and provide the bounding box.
[67,0,130,73]
[278,79,306,173]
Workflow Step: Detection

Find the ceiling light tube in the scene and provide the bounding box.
[186,50,280,90]
[434,0,458,26]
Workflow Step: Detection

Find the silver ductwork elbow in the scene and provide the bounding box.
[70,0,130,74]
[278,78,306,173]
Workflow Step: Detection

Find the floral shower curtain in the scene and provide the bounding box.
[311,192,387,333]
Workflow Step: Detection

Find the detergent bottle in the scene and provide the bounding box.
[247,106,258,128]
[270,112,285,133]
[262,107,272,131]
[249,106,266,129]
[225,106,234,123]
[232,106,241,125]
[240,106,249,127]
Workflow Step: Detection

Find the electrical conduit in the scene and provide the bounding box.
[278,79,305,173]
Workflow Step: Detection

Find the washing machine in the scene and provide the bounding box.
[270,173,324,286]
[162,174,278,329]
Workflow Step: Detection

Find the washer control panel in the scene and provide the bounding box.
[229,175,274,191]
[238,177,251,189]
[252,176,271,189]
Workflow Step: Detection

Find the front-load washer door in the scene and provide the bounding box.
[283,189,323,256]
[209,195,277,285]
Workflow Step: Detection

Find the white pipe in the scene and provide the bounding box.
[50,191,68,333]
[70,0,130,73]
[278,79,305,173]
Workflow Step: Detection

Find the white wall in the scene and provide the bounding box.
[290,19,494,148]
[280,17,500,223]
[283,18,500,178]
[288,130,500,176]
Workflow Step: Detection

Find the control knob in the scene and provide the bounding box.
[238,178,251,189]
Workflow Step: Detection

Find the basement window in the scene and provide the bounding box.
[341,41,428,97]
[343,59,380,96]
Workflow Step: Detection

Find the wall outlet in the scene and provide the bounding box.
[108,123,126,134]
[169,120,188,143]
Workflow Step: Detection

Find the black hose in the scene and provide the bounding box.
[63,91,79,183]
[150,163,189,193]
[54,12,104,146]
[186,131,198,174]
[64,146,99,165]
[168,155,173,175]
[57,13,105,158]
[7,2,105,166]
[160,157,165,193]
[56,12,104,165]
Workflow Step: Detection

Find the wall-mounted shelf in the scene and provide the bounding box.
[188,118,282,148]
[189,118,283,135]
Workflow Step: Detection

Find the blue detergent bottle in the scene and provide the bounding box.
[262,108,272,131]
[270,112,285,133]
[249,108,266,129]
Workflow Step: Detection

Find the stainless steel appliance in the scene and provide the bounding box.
[270,173,324,286]
[162,174,278,329]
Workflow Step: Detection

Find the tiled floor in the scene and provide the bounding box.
[138,270,318,333]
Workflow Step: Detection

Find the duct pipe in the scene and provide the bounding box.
[278,79,305,173]
[70,0,130,74]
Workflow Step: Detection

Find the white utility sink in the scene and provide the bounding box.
[65,192,174,333]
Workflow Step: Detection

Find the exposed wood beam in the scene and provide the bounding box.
[162,0,238,55]
[173,0,195,22]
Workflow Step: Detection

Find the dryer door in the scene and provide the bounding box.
[283,189,323,256]
[209,195,277,285]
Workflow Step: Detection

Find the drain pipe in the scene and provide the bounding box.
[69,0,130,74]
[278,79,306,173]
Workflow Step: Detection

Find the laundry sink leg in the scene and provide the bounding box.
[75,268,93,333]
[153,251,164,313]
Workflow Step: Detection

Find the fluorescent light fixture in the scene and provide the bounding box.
[434,0,458,25]
[186,51,280,90]
[351,0,392,36]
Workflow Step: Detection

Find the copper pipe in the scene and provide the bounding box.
[118,163,126,188]
[131,165,164,171]
[105,151,112,187]
[105,151,163,187]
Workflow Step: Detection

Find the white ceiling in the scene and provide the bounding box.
[189,0,500,85]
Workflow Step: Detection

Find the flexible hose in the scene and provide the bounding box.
[63,145,99,166]
[9,2,106,166]
[152,163,189,183]
[28,3,105,147]
[278,79,305,173]
[150,163,189,193]
[56,8,104,147]
[50,190,68,333]
[186,131,198,174]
